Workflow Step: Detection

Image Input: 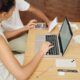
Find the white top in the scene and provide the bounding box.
[0,1,30,79]
[0,0,30,41]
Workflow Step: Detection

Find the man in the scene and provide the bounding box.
[0,0,52,80]
[2,0,51,52]
[1,0,50,39]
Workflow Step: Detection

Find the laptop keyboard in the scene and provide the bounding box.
[46,35,59,55]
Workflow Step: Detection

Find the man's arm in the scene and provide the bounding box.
[4,20,37,40]
[4,27,27,40]
[28,6,50,26]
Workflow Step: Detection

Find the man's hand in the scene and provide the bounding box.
[25,19,37,30]
[47,21,52,28]
[40,42,53,55]
[28,6,51,27]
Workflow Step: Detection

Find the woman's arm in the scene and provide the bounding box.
[4,19,37,39]
[0,36,52,80]
[28,6,50,26]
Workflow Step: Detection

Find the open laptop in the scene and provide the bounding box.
[35,18,73,57]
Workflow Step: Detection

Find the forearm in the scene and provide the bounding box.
[0,36,44,80]
[0,35,51,80]
[23,51,44,79]
[29,6,50,24]
[4,27,28,39]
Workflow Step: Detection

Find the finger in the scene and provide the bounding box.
[28,23,37,26]
[42,41,52,47]
[30,25,35,29]
[46,41,55,47]
[45,41,52,46]
[28,22,36,26]
[49,45,54,49]
[49,44,54,46]
[30,19,37,23]
[31,19,37,21]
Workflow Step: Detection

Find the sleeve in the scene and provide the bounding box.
[16,0,30,11]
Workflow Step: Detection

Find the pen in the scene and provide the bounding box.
[57,69,78,73]
[71,60,75,63]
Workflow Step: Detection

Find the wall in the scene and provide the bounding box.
[20,0,80,24]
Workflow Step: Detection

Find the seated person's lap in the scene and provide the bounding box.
[9,33,28,53]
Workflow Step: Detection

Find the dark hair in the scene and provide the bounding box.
[0,0,15,12]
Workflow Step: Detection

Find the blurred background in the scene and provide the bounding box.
[20,0,80,24]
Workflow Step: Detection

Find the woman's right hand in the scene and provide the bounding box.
[40,42,53,55]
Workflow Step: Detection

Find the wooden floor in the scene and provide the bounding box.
[20,0,80,24]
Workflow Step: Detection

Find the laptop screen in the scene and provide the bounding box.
[58,18,73,55]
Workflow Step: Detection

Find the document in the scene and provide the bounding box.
[56,59,77,68]
[70,23,79,31]
[48,17,58,32]
[58,22,79,31]
[73,35,80,44]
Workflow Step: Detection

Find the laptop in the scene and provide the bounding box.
[35,18,73,57]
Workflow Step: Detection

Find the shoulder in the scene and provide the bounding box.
[15,0,30,11]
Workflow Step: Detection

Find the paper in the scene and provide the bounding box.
[56,59,76,68]
[48,17,58,32]
[73,35,80,44]
[58,72,65,76]
[58,23,79,32]
[70,23,79,31]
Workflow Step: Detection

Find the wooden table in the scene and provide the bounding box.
[24,23,80,80]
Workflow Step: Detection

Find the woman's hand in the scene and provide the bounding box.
[25,19,37,30]
[40,42,53,55]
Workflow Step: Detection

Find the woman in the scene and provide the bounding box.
[0,0,52,80]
